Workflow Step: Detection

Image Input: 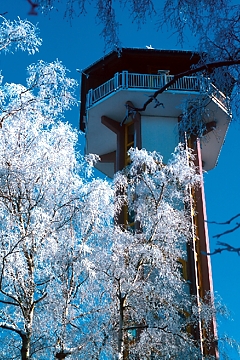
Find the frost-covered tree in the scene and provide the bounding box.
[0,16,114,360]
[0,115,78,358]
[89,146,223,359]
[48,176,114,360]
[0,109,113,359]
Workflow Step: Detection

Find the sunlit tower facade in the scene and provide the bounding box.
[79,48,230,358]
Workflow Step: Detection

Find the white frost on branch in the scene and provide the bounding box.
[0,16,42,54]
[0,59,78,125]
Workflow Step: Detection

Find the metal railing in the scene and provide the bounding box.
[85,71,227,110]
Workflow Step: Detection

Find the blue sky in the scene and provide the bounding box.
[1,0,240,358]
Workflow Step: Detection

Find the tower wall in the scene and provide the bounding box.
[141,115,179,162]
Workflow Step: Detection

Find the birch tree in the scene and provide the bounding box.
[0,16,114,359]
[0,113,113,359]
[90,146,224,359]
[48,177,114,360]
[0,118,79,359]
[0,77,80,358]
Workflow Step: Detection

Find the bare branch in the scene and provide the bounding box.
[207,213,240,225]
[129,59,240,112]
[0,322,25,338]
[213,223,240,239]
[203,241,240,256]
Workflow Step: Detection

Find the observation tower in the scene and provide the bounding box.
[79,48,230,358]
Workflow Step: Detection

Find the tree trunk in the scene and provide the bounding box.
[21,334,31,360]
[118,296,124,359]
[55,350,71,359]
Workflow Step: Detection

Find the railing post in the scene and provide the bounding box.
[164,72,167,87]
[122,71,128,89]
[114,72,119,90]
[165,74,172,89]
